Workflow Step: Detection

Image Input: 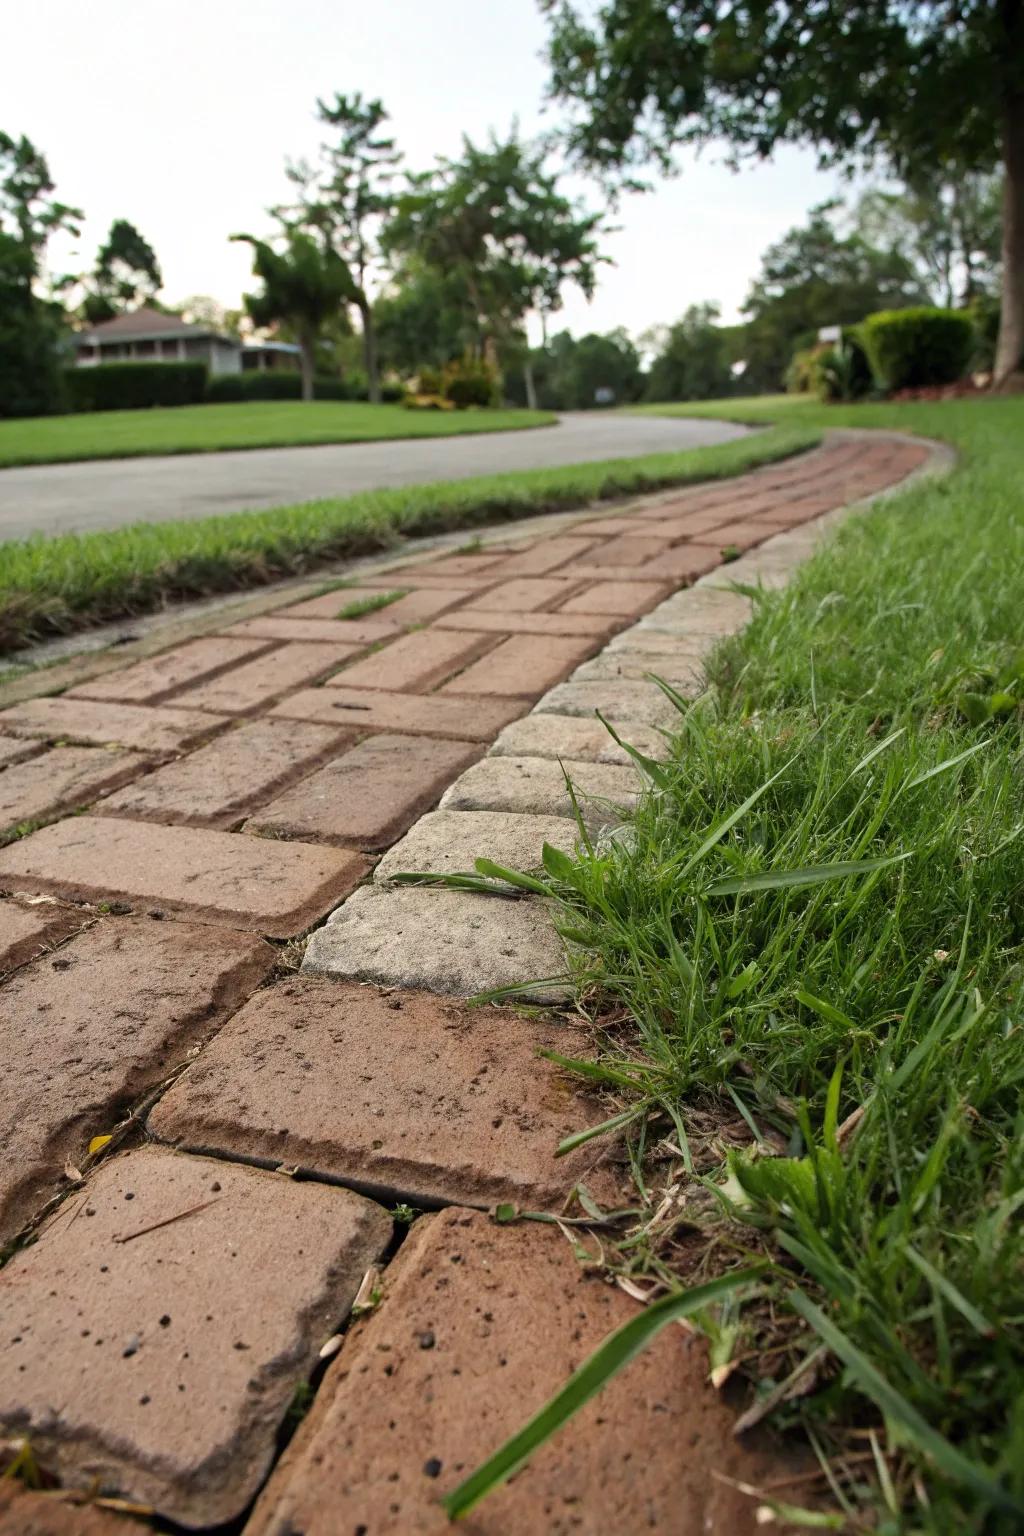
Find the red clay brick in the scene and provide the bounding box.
[568,514,665,535]
[0,918,273,1242]
[575,531,675,568]
[220,613,401,644]
[0,1483,129,1535]
[0,817,369,938]
[247,1209,789,1536]
[484,535,596,577]
[481,577,584,613]
[0,733,41,768]
[651,541,726,582]
[271,686,523,741]
[559,579,668,616]
[0,746,149,837]
[103,719,353,828]
[0,897,81,977]
[0,697,229,755]
[66,636,272,706]
[0,1146,391,1527]
[642,506,746,536]
[433,608,617,639]
[245,733,480,848]
[169,641,360,714]
[151,980,625,1209]
[706,518,775,551]
[394,551,505,581]
[327,628,494,693]
[440,634,597,698]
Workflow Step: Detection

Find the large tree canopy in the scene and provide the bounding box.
[233,230,357,400]
[542,0,1024,384]
[83,217,163,323]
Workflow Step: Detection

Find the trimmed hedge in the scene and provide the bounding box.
[862,308,974,391]
[64,361,208,413]
[206,372,349,403]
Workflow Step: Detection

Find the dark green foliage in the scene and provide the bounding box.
[0,235,67,418]
[64,361,207,413]
[443,358,497,408]
[205,372,352,404]
[862,307,975,390]
[815,327,873,401]
[505,329,642,410]
[644,304,732,402]
[233,231,358,401]
[82,217,162,322]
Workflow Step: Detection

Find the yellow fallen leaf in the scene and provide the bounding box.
[88,1134,113,1156]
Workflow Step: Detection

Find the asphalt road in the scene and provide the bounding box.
[0,411,748,542]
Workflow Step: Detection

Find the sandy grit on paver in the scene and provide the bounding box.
[0,918,273,1243]
[0,897,82,977]
[245,733,481,849]
[0,733,42,768]
[0,817,369,937]
[303,884,569,1002]
[150,980,625,1210]
[246,1209,788,1536]
[0,1146,392,1527]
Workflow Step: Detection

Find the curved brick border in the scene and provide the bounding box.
[0,429,951,1532]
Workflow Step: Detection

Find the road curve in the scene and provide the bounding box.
[0,411,748,543]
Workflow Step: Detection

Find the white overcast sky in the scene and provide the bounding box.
[10,0,851,341]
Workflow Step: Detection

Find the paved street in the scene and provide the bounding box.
[0,411,748,542]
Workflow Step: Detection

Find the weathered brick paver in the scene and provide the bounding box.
[151,981,624,1210]
[246,733,480,849]
[0,431,935,1530]
[375,808,578,881]
[303,885,569,1000]
[102,718,353,828]
[170,640,360,714]
[0,1146,391,1527]
[0,696,229,753]
[67,635,272,705]
[439,754,641,825]
[0,1483,130,1535]
[328,628,493,693]
[0,817,368,936]
[0,746,149,837]
[0,919,273,1241]
[245,1209,784,1536]
[273,685,523,741]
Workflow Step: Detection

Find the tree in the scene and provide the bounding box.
[542,0,1024,387]
[176,294,246,339]
[282,94,400,403]
[740,203,925,390]
[644,302,733,401]
[83,217,162,322]
[374,260,470,376]
[383,130,608,406]
[855,174,1002,309]
[0,131,80,417]
[232,231,357,400]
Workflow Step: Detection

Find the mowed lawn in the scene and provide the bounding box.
[0,400,557,468]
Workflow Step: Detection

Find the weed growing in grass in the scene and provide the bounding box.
[334,590,407,620]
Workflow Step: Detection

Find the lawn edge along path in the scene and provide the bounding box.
[0,428,948,1534]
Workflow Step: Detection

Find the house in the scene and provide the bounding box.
[73,307,242,375]
[241,340,301,372]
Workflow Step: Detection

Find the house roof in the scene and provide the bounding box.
[242,340,302,355]
[76,307,240,346]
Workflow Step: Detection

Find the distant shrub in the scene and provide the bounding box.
[65,361,207,412]
[416,366,443,395]
[785,346,824,394]
[817,328,873,402]
[403,392,455,411]
[444,357,498,408]
[862,307,974,391]
[205,372,350,403]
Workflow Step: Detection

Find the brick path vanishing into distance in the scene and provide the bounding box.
[0,431,938,1535]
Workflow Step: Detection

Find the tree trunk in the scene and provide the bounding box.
[298,335,315,403]
[994,91,1024,386]
[359,297,381,404]
[523,358,538,411]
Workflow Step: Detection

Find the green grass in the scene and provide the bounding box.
[436,395,1024,1531]
[0,421,819,656]
[0,400,556,468]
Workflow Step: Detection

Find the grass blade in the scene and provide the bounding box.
[679,758,794,880]
[443,1267,766,1520]
[705,853,910,897]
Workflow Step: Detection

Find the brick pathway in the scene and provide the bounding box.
[0,432,935,1533]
